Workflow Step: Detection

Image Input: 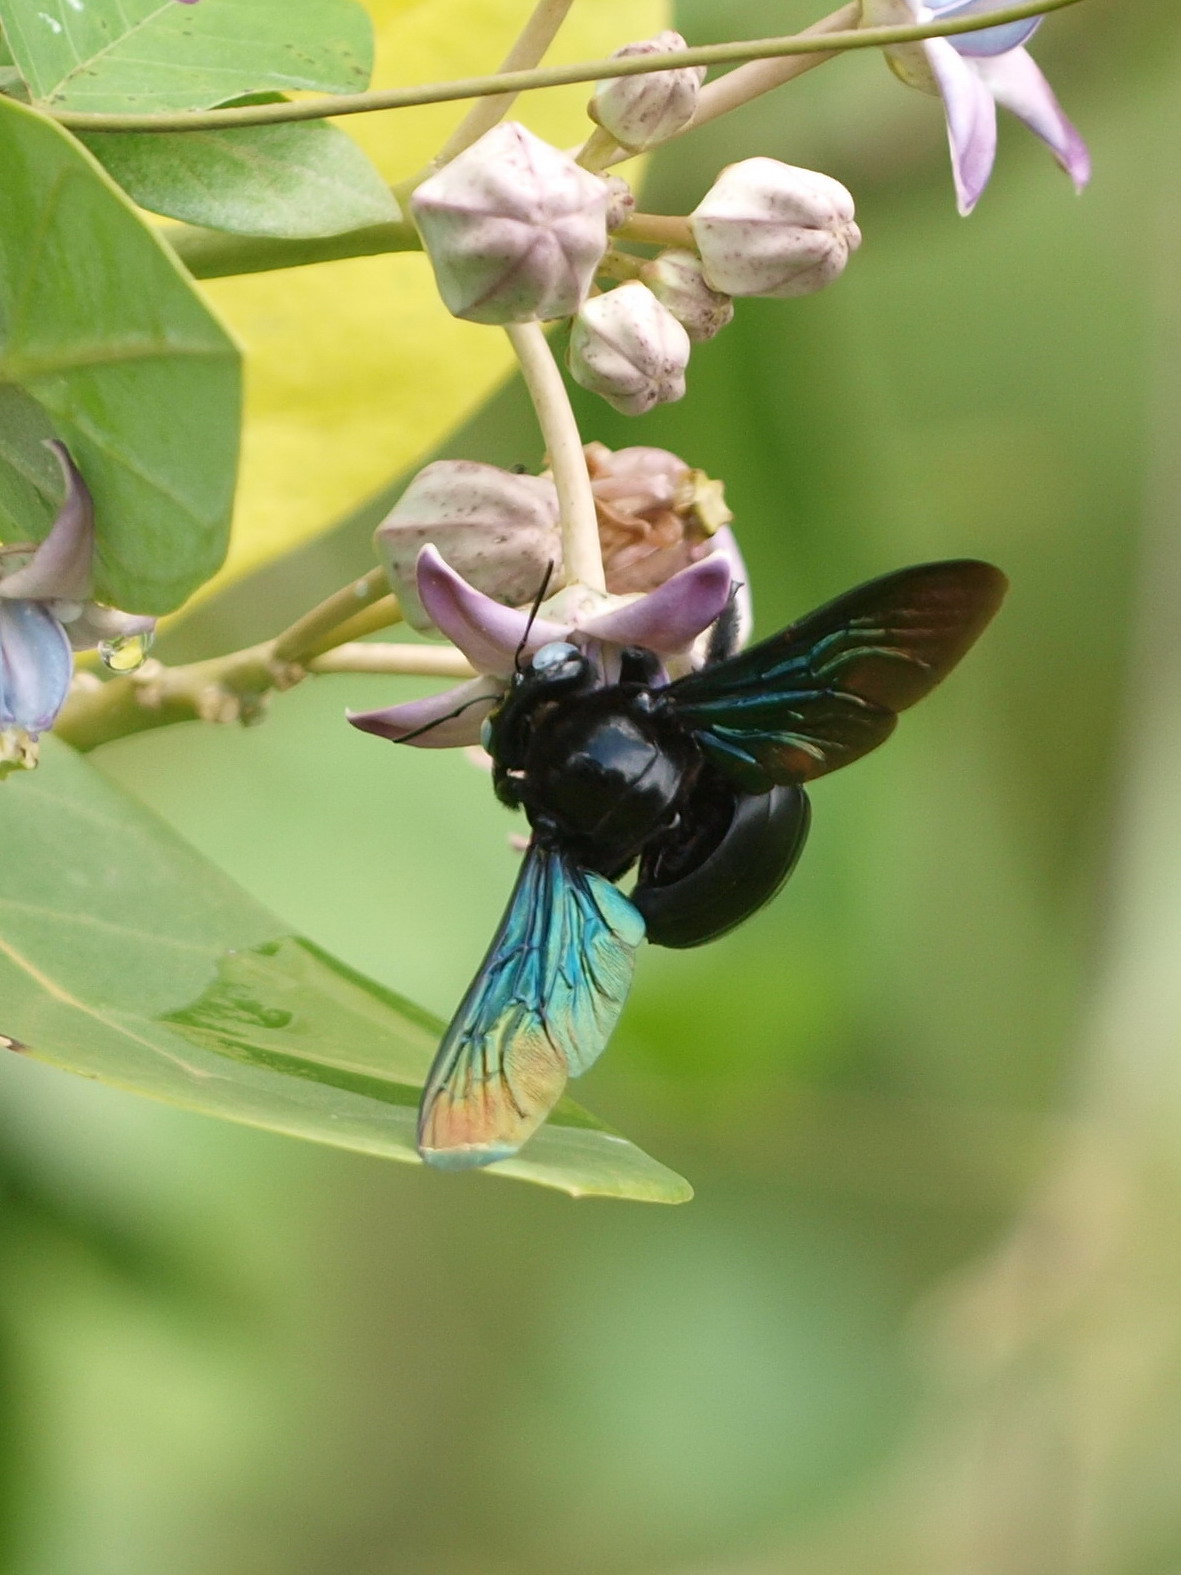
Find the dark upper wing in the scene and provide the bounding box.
[417,841,646,1170]
[666,560,1007,792]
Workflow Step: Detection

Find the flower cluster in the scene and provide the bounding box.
[409,31,864,419]
[0,443,154,777]
[408,9,1085,422]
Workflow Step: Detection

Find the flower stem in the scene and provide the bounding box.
[505,322,604,593]
[54,639,472,752]
[616,214,695,250]
[52,0,1083,133]
[432,0,578,167]
[596,248,646,282]
[299,595,403,659]
[309,643,474,676]
[576,125,623,173]
[165,216,421,281]
[682,1,862,135]
[271,566,397,664]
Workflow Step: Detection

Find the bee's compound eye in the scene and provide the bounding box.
[531,641,580,673]
[479,716,494,751]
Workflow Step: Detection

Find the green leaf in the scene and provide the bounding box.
[81,120,400,239]
[0,94,240,612]
[0,0,372,113]
[0,740,691,1205]
[0,386,59,542]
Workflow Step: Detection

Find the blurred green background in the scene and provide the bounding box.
[6,1,1181,1570]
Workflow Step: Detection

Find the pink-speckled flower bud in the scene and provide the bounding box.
[640,249,734,343]
[376,461,562,631]
[410,123,610,324]
[691,158,861,299]
[568,283,690,416]
[589,31,706,153]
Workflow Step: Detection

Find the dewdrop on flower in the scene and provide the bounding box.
[375,461,562,632]
[640,249,734,343]
[691,158,861,299]
[589,32,707,153]
[410,123,610,325]
[568,283,691,416]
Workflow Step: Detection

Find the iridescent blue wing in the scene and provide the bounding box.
[417,842,646,1169]
[665,560,1007,793]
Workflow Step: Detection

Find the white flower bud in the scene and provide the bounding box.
[640,249,734,343]
[589,32,706,153]
[690,158,861,299]
[375,461,562,631]
[568,283,691,417]
[410,123,610,325]
[603,174,635,233]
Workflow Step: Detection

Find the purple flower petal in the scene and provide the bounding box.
[347,675,505,748]
[974,47,1091,190]
[0,442,95,604]
[924,37,998,215]
[416,545,564,675]
[579,553,733,652]
[706,527,753,652]
[927,0,1042,57]
[0,598,73,735]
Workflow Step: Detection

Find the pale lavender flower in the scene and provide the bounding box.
[568,283,691,416]
[348,543,741,750]
[866,0,1090,215]
[0,442,154,774]
[589,32,707,153]
[690,159,860,299]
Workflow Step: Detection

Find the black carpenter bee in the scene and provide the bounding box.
[415,559,1007,1168]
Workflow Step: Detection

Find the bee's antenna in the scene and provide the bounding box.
[514,560,555,674]
[390,691,493,745]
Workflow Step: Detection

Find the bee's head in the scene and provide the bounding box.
[527,640,586,685]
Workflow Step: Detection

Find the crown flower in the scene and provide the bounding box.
[864,0,1090,215]
[410,123,610,325]
[0,443,155,777]
[690,158,861,299]
[568,283,691,415]
[589,31,707,154]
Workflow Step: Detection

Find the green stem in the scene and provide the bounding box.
[54,639,473,753]
[51,0,1082,133]
[617,214,695,251]
[309,643,473,676]
[505,322,604,592]
[596,248,646,283]
[430,0,579,169]
[163,217,420,281]
[581,1,864,171]
[680,1,862,138]
[271,566,394,665]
